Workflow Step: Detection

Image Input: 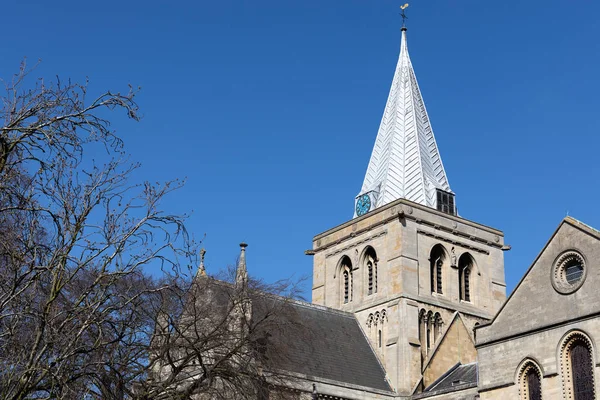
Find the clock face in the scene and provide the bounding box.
[356,194,371,216]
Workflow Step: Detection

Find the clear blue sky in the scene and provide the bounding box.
[3,0,599,298]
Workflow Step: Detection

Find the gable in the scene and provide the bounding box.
[477,218,600,345]
[421,313,477,389]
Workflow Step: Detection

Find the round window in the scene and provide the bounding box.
[552,251,587,294]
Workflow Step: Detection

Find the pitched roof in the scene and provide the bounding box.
[359,27,451,211]
[260,299,393,392]
[422,362,478,394]
[195,278,392,393]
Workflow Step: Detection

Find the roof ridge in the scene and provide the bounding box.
[287,298,356,317]
[564,216,600,237]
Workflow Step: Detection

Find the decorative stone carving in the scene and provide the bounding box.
[450,247,457,268]
[552,250,587,294]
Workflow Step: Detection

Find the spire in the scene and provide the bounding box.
[355,22,453,217]
[235,242,248,288]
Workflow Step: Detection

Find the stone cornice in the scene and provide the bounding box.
[314,198,503,242]
[312,199,505,256]
[417,229,490,255]
[324,230,388,259]
[476,310,600,348]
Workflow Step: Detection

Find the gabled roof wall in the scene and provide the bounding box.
[476,217,600,347]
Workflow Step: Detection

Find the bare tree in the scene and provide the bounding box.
[140,267,308,400]
[0,63,309,400]
[0,62,193,399]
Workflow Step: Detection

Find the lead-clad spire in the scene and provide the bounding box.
[355,26,453,217]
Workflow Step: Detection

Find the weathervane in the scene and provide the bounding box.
[400,3,409,28]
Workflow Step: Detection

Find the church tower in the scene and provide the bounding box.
[310,19,508,395]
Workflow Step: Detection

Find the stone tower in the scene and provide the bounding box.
[310,26,508,395]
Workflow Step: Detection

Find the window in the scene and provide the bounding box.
[552,251,587,294]
[458,253,475,302]
[571,341,594,400]
[368,261,373,295]
[526,369,541,400]
[565,260,584,284]
[436,189,456,216]
[339,256,353,304]
[343,270,349,303]
[364,247,377,296]
[378,329,382,348]
[519,361,542,400]
[430,245,447,294]
[561,332,596,400]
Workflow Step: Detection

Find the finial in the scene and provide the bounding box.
[400,3,409,30]
[236,242,248,287]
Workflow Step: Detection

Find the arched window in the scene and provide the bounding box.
[571,340,594,399]
[519,361,542,400]
[368,261,374,294]
[560,332,596,400]
[339,256,353,304]
[458,253,475,302]
[526,369,542,400]
[343,270,350,303]
[363,247,378,295]
[429,245,447,294]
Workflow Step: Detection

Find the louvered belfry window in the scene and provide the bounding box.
[463,267,471,302]
[436,189,456,216]
[436,259,443,294]
[343,270,349,304]
[526,369,542,400]
[368,261,373,295]
[571,341,594,400]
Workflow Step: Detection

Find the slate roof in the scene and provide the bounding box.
[268,300,392,392]
[422,362,478,393]
[195,278,392,393]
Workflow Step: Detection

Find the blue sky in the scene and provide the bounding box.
[3,0,599,298]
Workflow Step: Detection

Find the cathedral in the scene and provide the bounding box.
[175,17,599,400]
[259,20,598,400]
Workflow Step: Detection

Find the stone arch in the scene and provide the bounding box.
[516,358,543,400]
[429,244,448,295]
[458,252,476,303]
[418,309,427,352]
[360,246,378,296]
[336,255,353,304]
[559,330,596,400]
[426,311,434,351]
[433,312,443,342]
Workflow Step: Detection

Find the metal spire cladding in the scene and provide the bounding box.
[355,26,453,217]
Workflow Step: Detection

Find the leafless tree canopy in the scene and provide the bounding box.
[0,63,306,400]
